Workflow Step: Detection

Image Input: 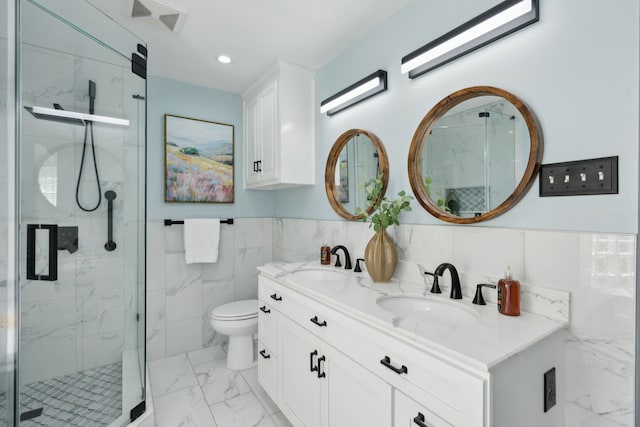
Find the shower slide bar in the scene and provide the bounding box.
[164,218,234,226]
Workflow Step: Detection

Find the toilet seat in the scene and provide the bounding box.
[211,299,258,321]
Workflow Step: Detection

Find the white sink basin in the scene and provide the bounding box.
[377,296,478,325]
[289,268,348,282]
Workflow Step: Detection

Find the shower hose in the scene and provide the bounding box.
[75,120,102,212]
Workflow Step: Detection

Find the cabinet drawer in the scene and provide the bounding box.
[258,299,277,350]
[259,276,334,341]
[257,340,277,402]
[394,390,452,427]
[344,332,485,426]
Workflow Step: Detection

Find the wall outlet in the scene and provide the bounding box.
[539,156,618,196]
[543,367,556,412]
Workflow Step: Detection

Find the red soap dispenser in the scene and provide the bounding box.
[320,241,331,265]
[497,266,520,316]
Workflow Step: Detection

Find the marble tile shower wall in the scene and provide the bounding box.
[146,218,273,361]
[19,47,143,385]
[273,218,635,427]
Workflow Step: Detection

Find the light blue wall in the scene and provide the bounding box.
[274,0,640,233]
[147,75,274,220]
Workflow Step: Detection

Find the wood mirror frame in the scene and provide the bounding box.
[408,86,543,224]
[325,129,390,220]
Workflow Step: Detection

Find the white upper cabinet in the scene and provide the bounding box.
[242,61,315,189]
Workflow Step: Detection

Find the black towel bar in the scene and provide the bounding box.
[164,219,233,226]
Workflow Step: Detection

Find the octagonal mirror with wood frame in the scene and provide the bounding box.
[325,129,389,220]
[408,86,543,224]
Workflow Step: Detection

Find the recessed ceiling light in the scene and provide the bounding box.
[217,55,232,64]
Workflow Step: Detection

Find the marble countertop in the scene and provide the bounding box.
[258,261,568,373]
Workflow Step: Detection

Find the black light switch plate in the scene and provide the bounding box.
[544,367,556,412]
[539,156,618,196]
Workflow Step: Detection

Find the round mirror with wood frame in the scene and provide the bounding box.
[408,86,543,224]
[325,129,389,220]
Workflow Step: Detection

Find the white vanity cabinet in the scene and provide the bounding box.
[259,277,392,427]
[242,61,315,189]
[258,271,564,427]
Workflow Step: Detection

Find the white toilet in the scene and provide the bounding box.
[210,299,259,370]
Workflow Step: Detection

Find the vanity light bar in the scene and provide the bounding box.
[320,70,387,116]
[401,0,539,79]
[31,106,130,126]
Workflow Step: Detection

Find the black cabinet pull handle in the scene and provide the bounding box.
[260,305,271,314]
[310,350,318,372]
[310,316,327,327]
[104,191,117,251]
[257,160,262,172]
[27,224,58,281]
[317,355,326,378]
[270,293,282,301]
[380,356,408,375]
[259,349,270,359]
[413,413,430,427]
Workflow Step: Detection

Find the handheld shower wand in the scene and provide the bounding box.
[76,80,102,212]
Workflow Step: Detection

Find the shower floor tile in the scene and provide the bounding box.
[0,362,123,426]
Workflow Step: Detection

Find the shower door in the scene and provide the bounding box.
[17,1,146,426]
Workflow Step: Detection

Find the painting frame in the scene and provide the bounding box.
[164,114,234,203]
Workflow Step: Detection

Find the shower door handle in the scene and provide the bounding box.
[104,191,117,251]
[26,224,58,281]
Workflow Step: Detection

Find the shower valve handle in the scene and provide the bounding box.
[104,191,117,252]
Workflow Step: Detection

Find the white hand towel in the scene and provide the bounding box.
[183,218,220,264]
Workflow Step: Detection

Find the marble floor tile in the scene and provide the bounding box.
[210,392,275,427]
[241,366,279,415]
[154,385,217,427]
[193,359,251,405]
[188,344,227,366]
[149,353,198,396]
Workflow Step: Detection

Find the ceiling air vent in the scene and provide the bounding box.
[127,0,187,33]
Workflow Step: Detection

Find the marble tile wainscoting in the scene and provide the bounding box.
[273,218,635,427]
[146,218,273,361]
[146,217,634,426]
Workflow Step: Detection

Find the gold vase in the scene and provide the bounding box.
[364,228,398,283]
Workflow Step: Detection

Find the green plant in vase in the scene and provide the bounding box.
[357,177,412,282]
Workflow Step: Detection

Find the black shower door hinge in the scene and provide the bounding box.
[130,400,146,422]
[132,52,147,80]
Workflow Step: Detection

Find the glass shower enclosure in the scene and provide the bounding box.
[2,0,147,425]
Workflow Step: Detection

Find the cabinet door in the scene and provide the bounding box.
[394,390,453,427]
[279,315,322,427]
[258,79,279,183]
[244,96,260,186]
[322,342,392,427]
[258,340,277,402]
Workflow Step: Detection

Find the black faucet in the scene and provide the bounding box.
[330,245,352,269]
[423,271,442,294]
[434,263,462,299]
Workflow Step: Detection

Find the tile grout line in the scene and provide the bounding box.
[186,351,219,426]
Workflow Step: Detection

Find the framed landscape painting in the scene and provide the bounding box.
[165,114,234,203]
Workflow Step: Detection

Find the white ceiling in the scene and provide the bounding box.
[88,0,411,94]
